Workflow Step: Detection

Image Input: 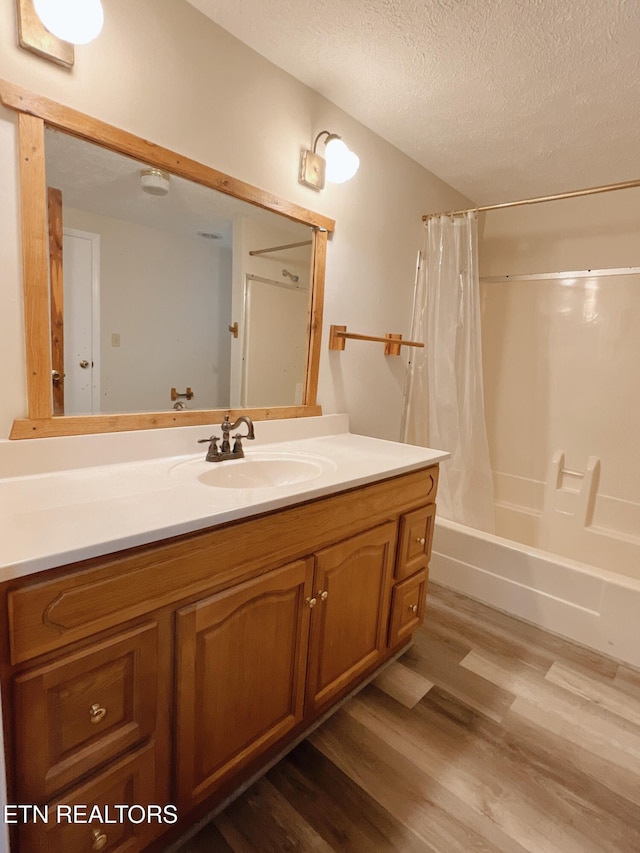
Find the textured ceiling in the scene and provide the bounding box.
[187,0,640,205]
[45,129,308,249]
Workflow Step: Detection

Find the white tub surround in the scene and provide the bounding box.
[0,414,448,581]
[431,518,640,670]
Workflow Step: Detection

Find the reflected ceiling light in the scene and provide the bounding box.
[140,169,170,196]
[299,130,359,190]
[33,0,104,45]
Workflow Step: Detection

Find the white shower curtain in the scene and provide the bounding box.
[402,211,495,532]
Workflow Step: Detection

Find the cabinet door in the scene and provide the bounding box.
[306,522,396,713]
[175,559,313,810]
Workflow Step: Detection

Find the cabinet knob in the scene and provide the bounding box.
[317,590,328,601]
[91,829,108,850]
[305,596,317,609]
[89,703,107,724]
[409,604,418,614]
[416,537,426,545]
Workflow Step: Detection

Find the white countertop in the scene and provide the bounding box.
[0,415,448,581]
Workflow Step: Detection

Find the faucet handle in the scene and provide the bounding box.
[197,435,220,462]
[232,434,245,457]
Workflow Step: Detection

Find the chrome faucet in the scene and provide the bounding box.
[198,415,255,462]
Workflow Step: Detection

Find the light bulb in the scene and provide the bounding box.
[324,138,360,184]
[33,0,104,45]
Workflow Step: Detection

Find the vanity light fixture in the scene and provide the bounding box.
[140,168,170,196]
[16,0,73,66]
[299,130,360,190]
[33,0,104,45]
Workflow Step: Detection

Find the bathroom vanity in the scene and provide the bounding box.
[0,417,446,852]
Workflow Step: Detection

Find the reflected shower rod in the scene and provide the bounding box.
[249,240,312,256]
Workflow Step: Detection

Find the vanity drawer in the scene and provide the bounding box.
[395,504,436,581]
[14,623,158,802]
[18,743,158,853]
[388,570,428,647]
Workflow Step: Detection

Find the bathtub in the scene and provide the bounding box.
[430,517,640,669]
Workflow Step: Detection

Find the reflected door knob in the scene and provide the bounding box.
[79,359,90,369]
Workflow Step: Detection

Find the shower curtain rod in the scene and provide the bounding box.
[421,177,640,221]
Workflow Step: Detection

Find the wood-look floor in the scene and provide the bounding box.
[177,583,640,852]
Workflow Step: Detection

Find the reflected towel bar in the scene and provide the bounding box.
[329,325,424,356]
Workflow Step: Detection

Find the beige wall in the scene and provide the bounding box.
[0,0,470,441]
[479,190,640,550]
[480,188,640,277]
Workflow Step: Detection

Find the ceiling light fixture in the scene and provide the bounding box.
[299,130,360,190]
[140,169,170,196]
[33,0,104,45]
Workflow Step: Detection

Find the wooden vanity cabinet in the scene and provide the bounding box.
[1,466,439,852]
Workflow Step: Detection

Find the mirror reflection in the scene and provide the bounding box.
[45,128,313,416]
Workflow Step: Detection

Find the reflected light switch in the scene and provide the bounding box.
[111,333,121,347]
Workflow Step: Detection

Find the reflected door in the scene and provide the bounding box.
[241,275,309,407]
[63,228,101,414]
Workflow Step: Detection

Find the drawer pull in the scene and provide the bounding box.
[91,828,108,850]
[89,703,107,724]
[409,604,418,614]
[305,597,317,609]
[416,537,426,545]
[317,590,328,601]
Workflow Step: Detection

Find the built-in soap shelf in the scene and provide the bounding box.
[328,324,424,356]
[543,451,600,525]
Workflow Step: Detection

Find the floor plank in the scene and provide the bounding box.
[177,582,640,853]
[545,660,640,726]
[268,740,434,852]
[372,660,434,709]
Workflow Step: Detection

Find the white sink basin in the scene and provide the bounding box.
[169,451,336,490]
[198,457,325,489]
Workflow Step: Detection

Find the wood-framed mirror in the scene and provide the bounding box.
[0,81,335,439]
